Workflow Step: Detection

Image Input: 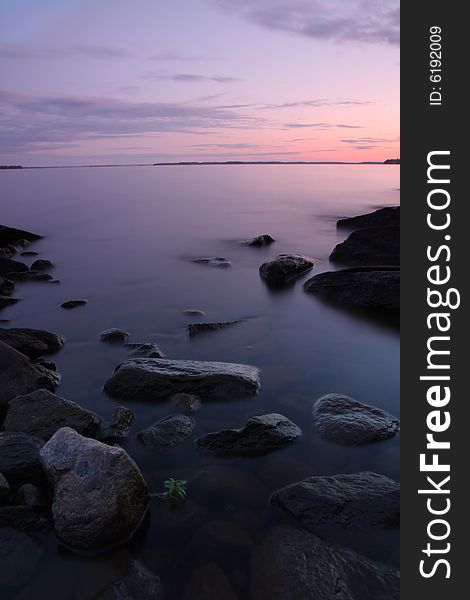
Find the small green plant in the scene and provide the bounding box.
[163,478,187,502]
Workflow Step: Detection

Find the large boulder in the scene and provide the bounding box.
[271,472,400,535]
[0,224,41,247]
[250,526,399,600]
[0,256,29,275]
[0,328,65,359]
[138,414,195,447]
[0,527,44,586]
[0,432,45,487]
[304,266,400,311]
[259,254,313,284]
[40,428,149,552]
[337,207,400,230]
[312,394,400,445]
[195,413,301,457]
[104,358,260,401]
[0,341,60,411]
[330,226,399,266]
[3,389,101,441]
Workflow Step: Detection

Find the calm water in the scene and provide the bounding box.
[1,165,400,599]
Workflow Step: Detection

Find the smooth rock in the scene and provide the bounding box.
[183,309,206,316]
[3,388,101,441]
[125,342,165,358]
[259,254,313,283]
[7,271,54,282]
[250,526,400,600]
[313,393,400,445]
[138,414,195,448]
[337,207,400,230]
[271,472,400,535]
[0,257,28,275]
[40,427,149,552]
[0,327,65,358]
[0,342,60,410]
[188,320,241,336]
[104,358,260,401]
[30,259,54,271]
[169,393,201,414]
[195,413,301,457]
[245,234,275,247]
[61,299,88,309]
[304,266,400,311]
[93,561,163,600]
[20,251,39,257]
[99,406,135,441]
[0,527,44,586]
[0,224,41,247]
[330,226,399,266]
[183,563,239,600]
[99,328,130,343]
[192,256,231,268]
[0,432,45,487]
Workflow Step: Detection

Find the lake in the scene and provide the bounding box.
[1,164,400,599]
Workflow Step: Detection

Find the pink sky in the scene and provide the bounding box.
[0,0,399,166]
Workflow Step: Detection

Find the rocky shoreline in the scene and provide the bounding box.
[0,211,400,598]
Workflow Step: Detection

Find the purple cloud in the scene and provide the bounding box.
[0,43,131,60]
[144,72,240,83]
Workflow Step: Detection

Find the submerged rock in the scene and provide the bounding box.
[60,299,88,309]
[188,320,241,336]
[7,271,54,283]
[30,259,54,271]
[0,224,41,247]
[0,527,44,586]
[313,393,400,445]
[245,234,275,247]
[99,328,130,344]
[271,472,400,535]
[192,256,232,268]
[104,358,260,401]
[0,327,65,359]
[125,342,165,358]
[138,414,195,447]
[3,389,101,441]
[40,427,149,553]
[337,206,400,230]
[259,254,313,283]
[169,393,201,414]
[250,526,399,600]
[330,226,399,266]
[0,341,60,410]
[183,563,239,600]
[304,266,400,311]
[99,406,135,441]
[195,413,301,457]
[0,432,45,487]
[93,561,163,600]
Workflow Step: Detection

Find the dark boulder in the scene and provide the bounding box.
[0,432,45,487]
[188,320,241,336]
[30,259,54,271]
[245,234,275,247]
[6,271,54,282]
[0,257,28,275]
[60,299,88,309]
[337,207,400,230]
[99,328,130,343]
[99,406,135,441]
[0,327,65,358]
[0,224,41,247]
[138,414,195,448]
[125,342,165,358]
[330,226,399,266]
[259,254,313,284]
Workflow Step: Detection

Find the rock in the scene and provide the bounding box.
[250,526,400,600]
[99,406,135,441]
[20,251,39,257]
[11,239,31,251]
[16,483,48,507]
[3,388,101,441]
[0,342,60,410]
[312,393,400,445]
[0,224,41,247]
[125,342,165,358]
[245,234,275,247]
[104,358,260,401]
[0,247,13,259]
[30,259,54,271]
[0,432,45,487]
[183,309,206,316]
[271,472,400,537]
[7,271,54,282]
[0,327,65,358]
[60,299,88,309]
[40,427,149,552]
[304,266,400,311]
[0,505,52,532]
[138,414,195,447]
[0,527,44,586]
[195,413,301,457]
[192,256,231,268]
[93,561,163,600]
[259,254,313,283]
[330,226,399,266]
[188,320,241,336]
[0,256,29,275]
[99,328,130,343]
[0,275,15,295]
[169,393,201,414]
[183,563,239,600]
[337,207,400,230]
[0,295,19,310]
[0,472,10,502]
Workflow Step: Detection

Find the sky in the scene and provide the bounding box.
[0,0,400,166]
